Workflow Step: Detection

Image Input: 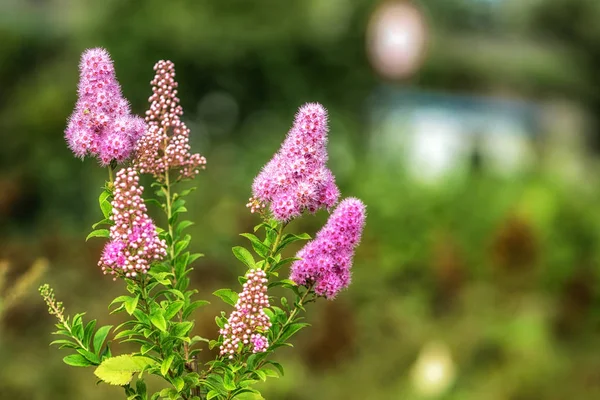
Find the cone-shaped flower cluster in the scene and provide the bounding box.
[250,103,340,221]
[99,168,167,279]
[219,269,271,359]
[65,48,146,165]
[135,60,206,180]
[290,198,366,299]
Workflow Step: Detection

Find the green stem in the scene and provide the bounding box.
[47,301,89,351]
[264,222,287,273]
[161,170,192,366]
[107,164,114,187]
[271,285,312,347]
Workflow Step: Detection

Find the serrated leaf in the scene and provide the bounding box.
[86,229,110,241]
[93,325,113,353]
[63,354,94,367]
[232,246,255,268]
[94,355,156,386]
[213,289,239,307]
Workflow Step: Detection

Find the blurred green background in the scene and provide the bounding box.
[3,0,600,399]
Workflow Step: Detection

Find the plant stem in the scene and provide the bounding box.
[47,300,89,351]
[162,170,191,366]
[264,222,287,272]
[107,164,114,187]
[271,285,312,347]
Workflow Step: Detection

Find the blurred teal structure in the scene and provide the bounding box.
[3,0,600,399]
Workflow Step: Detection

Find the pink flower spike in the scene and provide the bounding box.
[250,102,340,221]
[135,60,206,181]
[65,47,146,165]
[219,269,272,358]
[98,167,167,278]
[290,197,366,299]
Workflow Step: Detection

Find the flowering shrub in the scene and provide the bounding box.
[40,48,366,400]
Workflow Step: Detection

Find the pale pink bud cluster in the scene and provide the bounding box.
[65,48,146,165]
[290,198,366,299]
[250,103,340,221]
[99,168,167,279]
[219,269,271,359]
[135,60,206,180]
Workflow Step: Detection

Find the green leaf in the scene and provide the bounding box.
[83,319,97,347]
[94,355,156,386]
[136,379,147,399]
[77,348,100,364]
[188,253,204,264]
[164,300,184,320]
[63,354,94,367]
[279,322,310,343]
[233,392,265,400]
[240,233,270,258]
[140,344,155,355]
[266,361,284,376]
[276,233,311,252]
[175,220,194,239]
[182,300,210,319]
[72,313,85,339]
[213,289,239,307]
[92,218,112,229]
[148,271,171,285]
[232,246,255,268]
[179,187,196,197]
[99,190,113,219]
[86,229,110,241]
[124,295,139,315]
[93,325,113,354]
[161,354,174,376]
[50,339,78,349]
[174,235,191,257]
[150,311,167,333]
[172,376,184,392]
[172,321,193,337]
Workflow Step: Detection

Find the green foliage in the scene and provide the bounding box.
[94,355,156,386]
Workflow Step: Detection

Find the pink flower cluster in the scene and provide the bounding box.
[290,198,366,299]
[99,167,167,279]
[65,48,146,165]
[219,269,271,359]
[250,103,340,221]
[135,60,206,180]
